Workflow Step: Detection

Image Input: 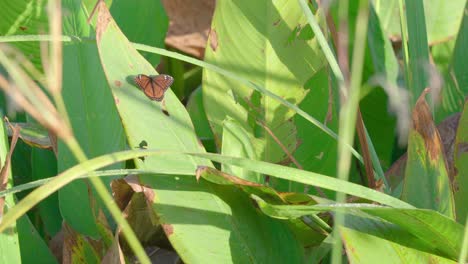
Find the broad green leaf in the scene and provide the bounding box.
[403,127,455,217]
[453,99,468,223]
[0,0,48,70]
[17,214,58,264]
[185,86,216,153]
[197,166,328,246]
[0,115,21,264]
[360,88,396,170]
[203,1,326,170]
[251,195,464,261]
[58,0,126,238]
[341,226,456,263]
[95,2,304,263]
[31,147,61,237]
[221,117,262,183]
[373,0,465,44]
[292,68,339,194]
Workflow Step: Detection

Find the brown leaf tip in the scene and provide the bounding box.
[195,166,208,182]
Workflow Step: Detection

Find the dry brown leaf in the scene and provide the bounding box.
[162,0,215,58]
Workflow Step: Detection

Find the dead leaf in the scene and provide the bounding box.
[162,0,216,58]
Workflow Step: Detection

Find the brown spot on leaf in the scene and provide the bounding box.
[114,95,120,105]
[19,26,28,31]
[162,224,174,236]
[209,28,218,51]
[114,80,121,87]
[273,19,281,26]
[96,1,111,43]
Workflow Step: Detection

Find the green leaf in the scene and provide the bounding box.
[203,1,326,169]
[221,117,262,182]
[31,147,61,237]
[185,86,216,153]
[453,99,468,223]
[17,214,58,264]
[251,195,464,261]
[292,68,339,194]
[95,3,304,263]
[403,130,455,217]
[360,88,396,170]
[341,226,456,263]
[58,0,126,238]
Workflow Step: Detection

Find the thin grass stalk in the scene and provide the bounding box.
[332,0,370,263]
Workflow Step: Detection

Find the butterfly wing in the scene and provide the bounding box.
[135,74,153,97]
[134,74,174,101]
[149,74,174,101]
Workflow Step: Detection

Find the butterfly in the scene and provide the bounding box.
[134,74,174,101]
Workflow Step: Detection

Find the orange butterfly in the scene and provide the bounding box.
[134,74,174,101]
